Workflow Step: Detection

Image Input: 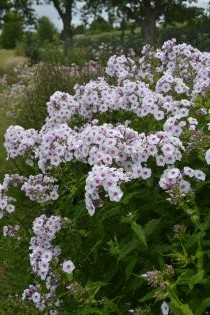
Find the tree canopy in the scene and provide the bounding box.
[0,0,35,26]
[82,0,200,41]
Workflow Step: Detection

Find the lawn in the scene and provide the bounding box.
[0,49,27,72]
[0,49,15,64]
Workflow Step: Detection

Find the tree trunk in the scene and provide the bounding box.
[52,0,73,54]
[61,15,72,53]
[140,15,157,42]
[120,17,126,43]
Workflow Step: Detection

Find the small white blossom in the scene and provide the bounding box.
[62,260,75,274]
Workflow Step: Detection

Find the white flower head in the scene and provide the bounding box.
[32,292,41,304]
[62,260,75,274]
[161,301,169,315]
[167,168,180,179]
[205,149,210,165]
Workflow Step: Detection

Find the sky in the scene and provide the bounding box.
[33,0,209,31]
[33,2,85,30]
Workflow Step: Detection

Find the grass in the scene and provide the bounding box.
[0,49,27,75]
[76,27,141,38]
[0,49,22,180]
[0,49,15,64]
[0,101,15,181]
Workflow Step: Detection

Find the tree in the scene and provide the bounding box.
[73,24,86,35]
[37,16,57,44]
[164,5,205,26]
[83,0,199,42]
[1,1,78,51]
[89,15,113,33]
[40,0,77,51]
[1,12,23,48]
[0,0,35,27]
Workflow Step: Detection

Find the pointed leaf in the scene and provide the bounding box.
[145,219,161,237]
[131,222,147,248]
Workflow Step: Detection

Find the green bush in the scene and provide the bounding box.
[159,16,210,51]
[23,32,41,64]
[40,43,92,66]
[88,15,113,34]
[37,16,58,45]
[1,13,23,49]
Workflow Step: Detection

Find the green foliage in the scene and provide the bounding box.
[88,15,113,34]
[0,0,35,28]
[1,13,23,49]
[23,32,41,64]
[37,16,58,45]
[40,44,93,66]
[42,152,210,313]
[83,0,201,40]
[53,149,210,313]
[27,30,143,66]
[159,15,210,52]
[73,24,86,35]
[73,31,144,60]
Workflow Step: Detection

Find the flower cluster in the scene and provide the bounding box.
[47,91,79,124]
[159,167,206,203]
[30,214,62,280]
[106,55,137,83]
[21,174,59,203]
[3,225,20,237]
[85,165,131,215]
[4,125,38,160]
[4,40,210,215]
[0,174,26,218]
[23,214,75,313]
[74,78,117,119]
[37,123,75,172]
[22,281,62,314]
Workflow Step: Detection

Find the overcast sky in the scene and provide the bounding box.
[33,2,84,30]
[33,0,209,31]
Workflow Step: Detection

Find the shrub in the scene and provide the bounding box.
[24,32,41,65]
[159,16,210,52]
[88,15,113,34]
[73,31,144,56]
[37,16,58,45]
[1,13,23,49]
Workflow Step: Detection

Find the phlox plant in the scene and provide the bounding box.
[1,38,210,314]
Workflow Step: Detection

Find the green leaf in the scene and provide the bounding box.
[122,191,141,205]
[118,239,139,261]
[176,270,195,286]
[87,281,108,300]
[196,297,210,315]
[170,303,194,315]
[101,206,121,221]
[125,256,139,281]
[131,222,147,248]
[88,240,102,257]
[145,219,161,237]
[138,289,156,302]
[189,270,204,290]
